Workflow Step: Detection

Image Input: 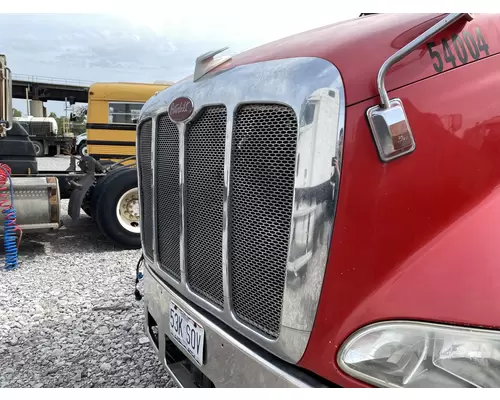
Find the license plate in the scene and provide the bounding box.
[169,301,205,366]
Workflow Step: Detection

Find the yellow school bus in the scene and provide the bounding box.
[86,82,173,163]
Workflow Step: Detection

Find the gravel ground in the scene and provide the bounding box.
[0,156,175,388]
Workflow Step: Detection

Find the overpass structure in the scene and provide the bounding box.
[12,74,93,117]
[13,74,92,103]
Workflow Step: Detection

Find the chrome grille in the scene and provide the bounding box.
[141,57,344,363]
[229,104,298,338]
[138,120,153,259]
[156,115,181,279]
[185,106,226,306]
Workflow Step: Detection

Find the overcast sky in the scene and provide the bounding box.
[1,9,358,115]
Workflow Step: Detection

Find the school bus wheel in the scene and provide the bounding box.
[93,167,141,249]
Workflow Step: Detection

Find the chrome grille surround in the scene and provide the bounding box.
[137,57,345,363]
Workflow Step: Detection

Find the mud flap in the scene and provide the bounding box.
[68,156,98,220]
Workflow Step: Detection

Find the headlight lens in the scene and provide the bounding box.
[338,321,500,387]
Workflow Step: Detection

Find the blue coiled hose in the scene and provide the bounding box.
[4,206,18,271]
[0,164,20,271]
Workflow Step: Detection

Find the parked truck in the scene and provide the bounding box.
[137,13,500,388]
[14,115,75,157]
[0,54,143,251]
[75,132,87,156]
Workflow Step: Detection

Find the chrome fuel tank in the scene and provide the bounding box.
[0,176,61,232]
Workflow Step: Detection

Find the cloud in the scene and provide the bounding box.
[5,9,357,114]
[0,13,274,84]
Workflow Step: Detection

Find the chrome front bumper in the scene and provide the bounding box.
[143,265,324,388]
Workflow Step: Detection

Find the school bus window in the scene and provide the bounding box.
[108,102,145,124]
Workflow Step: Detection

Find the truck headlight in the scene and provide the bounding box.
[337,321,500,388]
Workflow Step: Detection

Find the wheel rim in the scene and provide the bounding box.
[116,187,140,233]
[81,145,88,156]
[34,143,41,156]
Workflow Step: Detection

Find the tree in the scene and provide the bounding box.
[12,108,22,117]
[49,109,86,136]
[72,105,87,118]
[69,105,87,135]
[48,112,67,135]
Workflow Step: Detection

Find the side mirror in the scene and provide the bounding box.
[367,99,415,162]
[368,13,472,162]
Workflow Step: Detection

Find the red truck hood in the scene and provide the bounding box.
[207,13,449,106]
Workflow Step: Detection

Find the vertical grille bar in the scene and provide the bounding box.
[229,104,298,338]
[156,115,181,280]
[185,106,227,306]
[138,120,153,260]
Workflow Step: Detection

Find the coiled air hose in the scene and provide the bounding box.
[0,163,22,270]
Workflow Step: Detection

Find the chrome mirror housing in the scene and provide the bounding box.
[367,99,415,162]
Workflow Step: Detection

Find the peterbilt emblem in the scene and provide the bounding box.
[168,97,194,122]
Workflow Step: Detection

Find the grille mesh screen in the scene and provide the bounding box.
[156,115,181,279]
[145,102,299,340]
[185,106,227,306]
[138,120,153,260]
[229,104,298,338]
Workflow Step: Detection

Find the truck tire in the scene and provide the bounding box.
[82,203,92,217]
[32,140,43,157]
[94,167,141,249]
[89,166,126,221]
[80,161,123,218]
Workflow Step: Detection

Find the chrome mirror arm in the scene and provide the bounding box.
[368,13,473,163]
[378,13,473,109]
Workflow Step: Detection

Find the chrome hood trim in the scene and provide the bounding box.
[137,56,345,363]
